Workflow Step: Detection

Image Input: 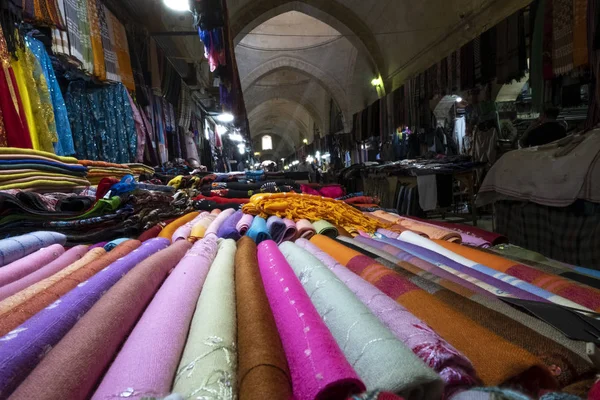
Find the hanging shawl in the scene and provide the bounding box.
[87,0,105,80]
[473,37,482,84]
[149,38,162,95]
[51,0,69,56]
[109,10,134,91]
[573,0,589,67]
[552,0,574,75]
[496,12,527,84]
[99,3,119,82]
[22,0,64,29]
[63,0,84,66]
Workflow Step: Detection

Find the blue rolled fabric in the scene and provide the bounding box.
[267,216,287,244]
[246,216,272,244]
[0,232,67,267]
[104,238,130,252]
[217,210,244,241]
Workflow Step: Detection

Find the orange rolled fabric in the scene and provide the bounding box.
[0,241,140,337]
[310,235,556,391]
[158,212,200,241]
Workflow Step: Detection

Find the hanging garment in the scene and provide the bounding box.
[553,0,574,75]
[87,0,106,79]
[454,116,466,154]
[22,0,64,28]
[98,2,119,81]
[52,0,69,56]
[108,9,134,90]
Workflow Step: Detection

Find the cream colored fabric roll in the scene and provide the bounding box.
[279,242,443,400]
[172,239,237,399]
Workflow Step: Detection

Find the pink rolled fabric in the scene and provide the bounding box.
[211,209,221,215]
[0,245,89,301]
[0,244,65,288]
[296,219,316,239]
[283,219,298,242]
[294,239,480,398]
[172,212,209,242]
[204,208,236,238]
[377,229,400,239]
[92,237,219,400]
[236,214,254,235]
[257,240,364,400]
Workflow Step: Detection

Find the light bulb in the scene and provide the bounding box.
[456,97,463,103]
[163,0,190,11]
[216,112,234,123]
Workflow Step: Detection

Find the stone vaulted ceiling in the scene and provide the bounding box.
[230,0,532,159]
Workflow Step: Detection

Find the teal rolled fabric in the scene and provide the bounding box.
[246,216,272,244]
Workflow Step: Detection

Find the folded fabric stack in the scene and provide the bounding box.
[0,148,90,192]
[125,163,155,179]
[79,160,134,185]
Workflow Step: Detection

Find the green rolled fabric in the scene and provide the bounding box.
[312,220,339,238]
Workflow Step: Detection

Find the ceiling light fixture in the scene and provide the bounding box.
[216,112,234,123]
[371,77,382,87]
[237,144,246,155]
[455,96,463,103]
[302,138,308,144]
[163,0,190,11]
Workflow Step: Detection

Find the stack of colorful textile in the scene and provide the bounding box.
[0,148,90,192]
[125,163,155,179]
[79,160,134,185]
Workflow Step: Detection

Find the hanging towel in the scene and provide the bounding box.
[190,214,217,240]
[0,244,64,287]
[280,241,443,399]
[236,237,292,400]
[92,238,218,400]
[172,212,209,242]
[256,240,365,400]
[9,239,191,400]
[0,245,88,301]
[295,239,479,398]
[0,238,169,399]
[236,213,253,236]
[296,219,316,239]
[247,216,272,244]
[204,208,236,238]
[173,239,237,399]
[0,231,66,267]
[267,216,287,244]
[312,220,339,238]
[217,210,244,241]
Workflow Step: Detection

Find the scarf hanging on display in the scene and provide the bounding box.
[497,11,527,84]
[98,2,119,82]
[108,11,134,90]
[543,0,555,79]
[572,0,589,67]
[22,0,64,29]
[552,0,574,75]
[51,0,68,56]
[87,0,105,79]
[473,37,482,84]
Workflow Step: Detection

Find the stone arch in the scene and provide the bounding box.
[230,0,385,89]
[252,131,296,157]
[247,94,324,137]
[249,111,309,147]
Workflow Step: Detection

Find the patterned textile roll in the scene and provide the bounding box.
[0,241,138,337]
[236,214,254,235]
[9,239,191,400]
[172,239,237,399]
[0,239,167,398]
[246,216,272,244]
[158,212,200,241]
[93,238,218,399]
[296,219,316,239]
[190,214,217,240]
[267,216,287,244]
[172,212,209,242]
[217,210,244,241]
[312,220,339,238]
[0,231,66,266]
[256,240,365,400]
[0,245,88,301]
[0,244,64,287]
[295,239,479,398]
[280,242,443,399]
[204,208,236,238]
[235,237,292,400]
[310,235,557,392]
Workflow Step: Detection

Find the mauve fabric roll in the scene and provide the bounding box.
[9,239,192,400]
[0,232,66,267]
[237,214,254,235]
[267,216,287,244]
[211,209,221,215]
[282,219,297,241]
[158,212,201,241]
[0,241,138,338]
[173,239,237,398]
[204,208,236,238]
[172,212,209,242]
[0,244,65,288]
[296,219,316,239]
[236,237,292,400]
[247,216,272,244]
[217,210,244,241]
[88,242,108,250]
[256,240,364,400]
[92,238,219,400]
[295,239,480,398]
[0,245,89,302]
[0,239,169,399]
[190,214,217,240]
[280,241,443,399]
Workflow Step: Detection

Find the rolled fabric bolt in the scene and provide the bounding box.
[256,240,365,400]
[190,214,217,240]
[92,238,219,399]
[0,239,169,399]
[282,219,297,241]
[158,212,201,241]
[267,216,287,244]
[246,216,272,244]
[296,219,316,239]
[0,245,89,302]
[172,212,209,242]
[104,238,129,252]
[211,209,221,215]
[0,244,65,287]
[9,239,192,400]
[280,241,443,399]
[236,214,254,236]
[173,239,237,398]
[88,242,108,250]
[204,208,236,238]
[236,237,292,400]
[0,232,66,267]
[312,220,339,238]
[217,210,245,241]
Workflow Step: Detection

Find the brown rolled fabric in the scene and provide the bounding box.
[138,219,176,242]
[0,240,141,337]
[235,236,292,400]
[10,240,193,400]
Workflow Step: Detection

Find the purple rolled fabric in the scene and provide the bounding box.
[282,219,298,242]
[0,238,170,397]
[172,212,209,242]
[358,236,548,302]
[236,214,253,236]
[0,244,65,288]
[377,229,400,239]
[88,242,108,250]
[217,210,244,241]
[0,245,89,302]
[92,237,219,399]
[204,208,236,238]
[267,216,287,244]
[294,239,480,397]
[0,232,66,267]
